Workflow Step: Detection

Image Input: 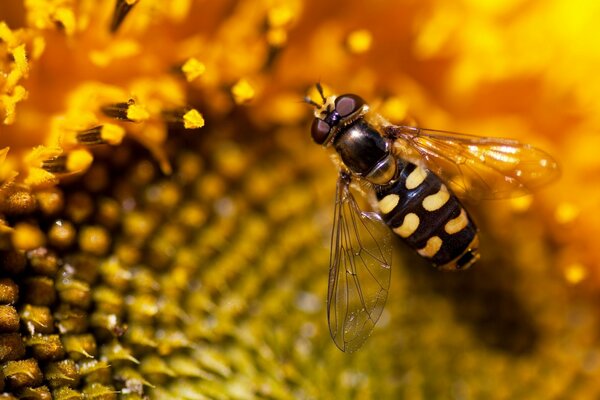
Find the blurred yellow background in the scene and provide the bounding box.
[1,0,600,398]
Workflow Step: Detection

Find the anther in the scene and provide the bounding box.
[231,79,255,105]
[110,0,140,33]
[162,108,205,129]
[42,150,93,175]
[101,99,149,122]
[76,125,125,145]
[180,58,206,82]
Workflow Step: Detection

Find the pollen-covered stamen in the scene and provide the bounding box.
[41,156,67,173]
[162,108,205,129]
[110,0,140,33]
[101,100,149,122]
[180,58,206,82]
[264,46,282,71]
[262,5,296,69]
[41,150,93,175]
[76,124,125,145]
[231,79,255,105]
[101,102,130,120]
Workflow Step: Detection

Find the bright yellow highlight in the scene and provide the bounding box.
[181,58,206,82]
[1,85,28,125]
[347,29,373,54]
[25,0,77,34]
[232,78,255,104]
[555,202,580,224]
[23,146,61,187]
[102,124,126,145]
[126,104,150,122]
[380,97,409,123]
[66,149,93,173]
[0,21,13,42]
[89,40,141,67]
[564,263,587,284]
[11,44,29,78]
[182,109,205,129]
[53,7,76,35]
[510,195,533,212]
[268,5,295,28]
[267,28,288,47]
[0,21,43,125]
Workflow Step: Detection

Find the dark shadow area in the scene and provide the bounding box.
[396,230,540,356]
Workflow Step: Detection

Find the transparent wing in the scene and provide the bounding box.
[327,173,392,353]
[386,125,560,201]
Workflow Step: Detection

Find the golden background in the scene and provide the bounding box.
[0,0,599,398]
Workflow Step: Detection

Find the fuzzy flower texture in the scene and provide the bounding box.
[1,0,599,399]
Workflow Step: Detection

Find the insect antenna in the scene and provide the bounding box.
[303,96,320,107]
[316,82,327,104]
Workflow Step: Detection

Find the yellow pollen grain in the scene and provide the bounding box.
[2,85,28,124]
[181,58,206,82]
[0,22,14,44]
[393,213,420,238]
[405,166,428,190]
[32,36,45,59]
[183,109,205,129]
[12,223,46,250]
[380,96,409,122]
[423,185,450,211]
[417,236,443,258]
[564,263,587,284]
[347,29,373,54]
[231,79,255,104]
[378,194,400,214]
[127,104,150,122]
[268,6,294,28]
[54,7,76,35]
[66,149,93,173]
[12,44,29,77]
[444,208,468,234]
[24,168,56,188]
[101,124,126,145]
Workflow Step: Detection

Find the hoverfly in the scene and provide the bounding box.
[306,84,559,353]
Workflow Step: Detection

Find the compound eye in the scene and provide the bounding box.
[311,118,331,145]
[335,94,365,117]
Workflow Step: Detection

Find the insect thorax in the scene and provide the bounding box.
[333,118,397,185]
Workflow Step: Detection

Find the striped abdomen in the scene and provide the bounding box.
[375,162,479,270]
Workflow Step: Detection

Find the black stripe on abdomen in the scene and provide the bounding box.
[375,162,479,269]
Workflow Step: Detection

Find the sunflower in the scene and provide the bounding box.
[1,0,600,399]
